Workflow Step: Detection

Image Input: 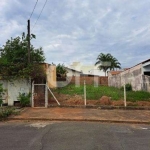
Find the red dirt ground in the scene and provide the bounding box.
[49,93,150,107]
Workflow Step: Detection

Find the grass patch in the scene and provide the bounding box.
[53,84,150,102]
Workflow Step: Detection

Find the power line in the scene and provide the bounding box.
[32,0,48,31]
[29,0,38,19]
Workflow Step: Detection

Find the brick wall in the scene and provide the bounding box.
[67,76,108,86]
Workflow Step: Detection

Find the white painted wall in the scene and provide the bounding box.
[66,68,81,77]
[0,79,30,106]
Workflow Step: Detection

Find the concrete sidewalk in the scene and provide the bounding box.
[9,107,150,124]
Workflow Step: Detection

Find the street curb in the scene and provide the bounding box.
[7,117,150,124]
[48,105,150,110]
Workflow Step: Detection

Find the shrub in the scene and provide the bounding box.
[125,83,132,91]
[0,84,4,106]
[18,93,31,107]
[121,83,132,91]
[0,107,14,120]
[0,100,2,107]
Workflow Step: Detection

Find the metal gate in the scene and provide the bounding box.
[32,83,48,107]
[31,82,60,108]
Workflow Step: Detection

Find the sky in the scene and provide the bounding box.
[0,0,150,68]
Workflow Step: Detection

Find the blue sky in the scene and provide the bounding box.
[0,0,150,68]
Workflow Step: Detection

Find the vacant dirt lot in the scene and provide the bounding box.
[49,93,150,107]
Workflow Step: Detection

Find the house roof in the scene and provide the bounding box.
[80,73,99,77]
[108,71,123,75]
[65,67,82,73]
[129,58,150,69]
[141,59,150,64]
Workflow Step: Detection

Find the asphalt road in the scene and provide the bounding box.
[0,121,150,150]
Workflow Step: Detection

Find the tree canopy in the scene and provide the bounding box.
[56,63,67,78]
[95,53,121,76]
[0,32,45,80]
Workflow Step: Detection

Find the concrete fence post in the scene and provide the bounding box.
[31,81,34,107]
[84,80,86,106]
[45,83,48,108]
[124,81,127,107]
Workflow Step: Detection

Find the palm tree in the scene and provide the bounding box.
[110,57,121,71]
[95,53,121,76]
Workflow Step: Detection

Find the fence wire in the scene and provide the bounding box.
[51,81,150,107]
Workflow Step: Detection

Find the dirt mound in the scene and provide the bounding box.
[99,96,112,105]
[49,93,150,107]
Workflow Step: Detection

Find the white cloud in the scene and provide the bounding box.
[0,0,150,68]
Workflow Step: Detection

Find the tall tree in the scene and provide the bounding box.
[95,53,121,76]
[0,32,45,79]
[110,57,121,71]
[56,63,67,78]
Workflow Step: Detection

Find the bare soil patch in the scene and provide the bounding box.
[49,93,150,107]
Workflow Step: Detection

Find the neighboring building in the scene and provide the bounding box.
[108,59,150,92]
[0,63,56,106]
[65,67,82,77]
[108,71,123,76]
[69,62,105,76]
[64,63,108,86]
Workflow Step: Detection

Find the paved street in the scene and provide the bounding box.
[0,121,150,150]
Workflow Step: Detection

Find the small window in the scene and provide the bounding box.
[144,72,150,76]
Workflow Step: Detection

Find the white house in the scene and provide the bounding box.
[65,67,82,77]
[69,62,105,76]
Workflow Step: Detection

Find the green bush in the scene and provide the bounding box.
[121,83,132,91]
[18,93,31,107]
[0,84,4,106]
[0,100,2,106]
[125,83,132,91]
[0,107,14,120]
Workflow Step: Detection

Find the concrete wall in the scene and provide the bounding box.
[142,75,150,92]
[108,64,143,90]
[108,74,121,88]
[0,79,30,106]
[120,64,142,91]
[40,63,56,88]
[46,64,56,88]
[108,64,150,92]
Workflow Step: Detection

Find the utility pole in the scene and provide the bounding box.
[27,20,31,106]
[27,19,30,64]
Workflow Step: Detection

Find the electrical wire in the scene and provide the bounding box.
[31,0,48,31]
[29,0,38,19]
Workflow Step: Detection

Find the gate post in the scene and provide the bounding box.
[45,84,48,108]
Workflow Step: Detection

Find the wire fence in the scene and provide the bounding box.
[51,80,150,107]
